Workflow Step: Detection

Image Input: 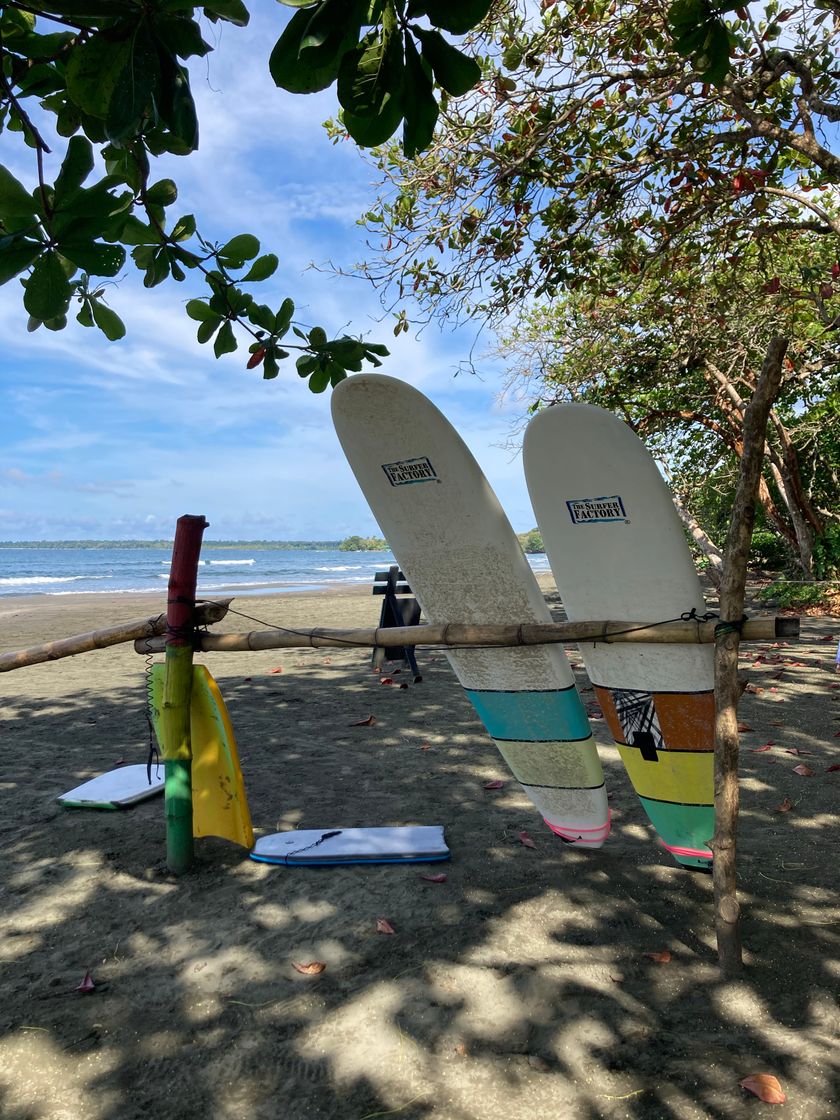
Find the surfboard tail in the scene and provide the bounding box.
[544,808,611,848]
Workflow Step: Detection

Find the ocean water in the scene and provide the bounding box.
[0,545,551,598]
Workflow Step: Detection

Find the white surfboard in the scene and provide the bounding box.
[524,403,714,869]
[332,374,609,847]
[58,764,164,809]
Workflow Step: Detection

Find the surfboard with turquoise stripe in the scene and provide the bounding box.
[524,403,714,870]
[332,374,609,847]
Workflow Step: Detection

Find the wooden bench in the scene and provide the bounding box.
[372,565,422,681]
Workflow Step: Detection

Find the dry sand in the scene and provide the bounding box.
[0,578,838,1120]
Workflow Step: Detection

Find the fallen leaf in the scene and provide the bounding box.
[379,677,394,685]
[826,764,840,773]
[752,745,773,753]
[322,657,332,664]
[113,757,126,766]
[483,779,504,790]
[420,872,447,883]
[518,830,537,849]
[818,635,836,642]
[419,742,432,750]
[399,682,409,689]
[644,950,672,963]
[268,667,283,674]
[785,747,810,756]
[75,971,95,993]
[793,763,815,776]
[376,917,396,935]
[774,796,793,813]
[834,730,840,738]
[292,961,326,975]
[737,723,754,732]
[770,721,785,727]
[739,1073,786,1104]
[350,715,377,726]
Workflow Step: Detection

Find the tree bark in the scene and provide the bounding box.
[670,490,724,588]
[712,336,788,977]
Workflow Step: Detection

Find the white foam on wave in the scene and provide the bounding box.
[0,575,89,586]
[208,559,255,566]
[314,564,368,572]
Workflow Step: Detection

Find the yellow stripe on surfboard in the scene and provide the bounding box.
[149,664,254,849]
[616,744,713,806]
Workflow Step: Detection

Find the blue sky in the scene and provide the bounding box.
[0,7,539,542]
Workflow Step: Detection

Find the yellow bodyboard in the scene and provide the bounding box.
[149,664,254,849]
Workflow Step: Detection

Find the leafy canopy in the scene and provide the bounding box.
[0,0,491,388]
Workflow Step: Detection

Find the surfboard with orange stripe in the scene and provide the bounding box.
[524,404,715,869]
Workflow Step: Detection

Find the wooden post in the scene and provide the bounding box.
[161,515,208,875]
[712,337,788,976]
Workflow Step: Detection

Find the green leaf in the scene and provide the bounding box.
[23,250,72,320]
[156,50,199,151]
[65,31,134,121]
[338,28,404,118]
[277,0,322,6]
[269,4,364,95]
[309,366,331,393]
[76,300,94,328]
[58,240,125,276]
[415,28,480,97]
[90,297,126,340]
[275,298,295,335]
[54,137,94,202]
[196,316,222,343]
[403,34,438,158]
[153,15,212,59]
[296,354,318,377]
[186,299,216,322]
[417,0,493,35]
[263,352,280,379]
[0,163,37,218]
[247,303,276,332]
[242,253,279,282]
[203,0,250,25]
[213,319,238,357]
[170,213,196,242]
[343,100,403,147]
[309,325,327,346]
[0,238,42,285]
[218,233,260,263]
[146,179,178,207]
[8,30,75,60]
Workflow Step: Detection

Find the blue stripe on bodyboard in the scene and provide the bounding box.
[464,687,591,742]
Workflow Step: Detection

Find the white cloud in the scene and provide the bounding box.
[0,5,538,542]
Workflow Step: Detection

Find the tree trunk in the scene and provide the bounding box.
[671,491,724,588]
[712,336,788,977]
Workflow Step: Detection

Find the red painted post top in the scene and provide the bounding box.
[166,515,209,646]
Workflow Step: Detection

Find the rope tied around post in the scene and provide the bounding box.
[714,616,748,639]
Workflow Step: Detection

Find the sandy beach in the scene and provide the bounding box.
[1,578,838,1120]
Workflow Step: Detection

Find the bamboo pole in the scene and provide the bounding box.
[133,615,797,656]
[712,336,788,978]
[160,515,208,875]
[0,600,231,674]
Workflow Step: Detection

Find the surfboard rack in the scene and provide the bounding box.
[371,565,422,680]
[133,614,799,654]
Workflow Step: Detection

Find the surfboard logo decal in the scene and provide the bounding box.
[566,495,627,523]
[382,457,439,486]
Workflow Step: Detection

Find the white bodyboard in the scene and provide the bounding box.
[250,825,449,866]
[58,764,164,809]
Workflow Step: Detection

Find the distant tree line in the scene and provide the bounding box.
[338,536,390,552]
